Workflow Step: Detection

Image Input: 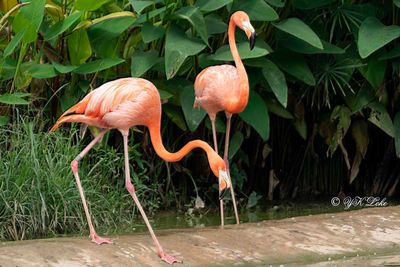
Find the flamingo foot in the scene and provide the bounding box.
[90,232,113,245]
[159,251,181,264]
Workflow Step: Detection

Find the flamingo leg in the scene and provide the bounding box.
[71,130,113,245]
[121,131,180,264]
[224,113,240,225]
[210,115,224,227]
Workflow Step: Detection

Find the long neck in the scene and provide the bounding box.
[148,122,214,163]
[228,18,249,106]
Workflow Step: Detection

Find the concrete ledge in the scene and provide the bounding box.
[0,206,399,266]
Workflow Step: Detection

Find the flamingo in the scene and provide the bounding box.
[194,11,256,226]
[50,77,230,264]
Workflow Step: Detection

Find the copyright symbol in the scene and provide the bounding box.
[331,197,340,206]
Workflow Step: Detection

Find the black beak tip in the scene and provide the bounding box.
[219,188,228,200]
[249,32,256,50]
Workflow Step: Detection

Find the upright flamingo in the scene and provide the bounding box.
[194,11,256,226]
[50,78,230,264]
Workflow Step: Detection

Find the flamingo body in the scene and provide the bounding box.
[52,78,161,131]
[194,65,245,116]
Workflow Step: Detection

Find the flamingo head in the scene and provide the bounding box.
[232,11,256,50]
[209,151,231,200]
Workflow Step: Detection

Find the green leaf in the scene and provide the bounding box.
[271,51,315,86]
[358,17,400,59]
[261,59,287,107]
[273,18,323,49]
[88,15,135,43]
[278,32,344,54]
[3,30,25,57]
[67,29,92,65]
[228,132,244,159]
[265,99,294,119]
[367,102,395,137]
[394,112,400,158]
[75,0,110,11]
[52,62,78,74]
[0,116,9,126]
[205,14,227,35]
[129,0,156,14]
[180,85,206,132]
[395,0,400,8]
[44,11,83,41]
[239,90,269,140]
[293,119,307,139]
[293,0,333,9]
[74,58,125,74]
[141,22,165,43]
[158,89,173,100]
[131,50,160,77]
[232,0,278,21]
[13,0,46,44]
[165,25,206,79]
[358,53,386,89]
[265,0,285,8]
[379,46,400,60]
[26,63,57,78]
[208,40,271,61]
[0,93,30,105]
[163,104,187,131]
[195,0,232,12]
[350,85,374,113]
[175,6,209,45]
[134,7,166,25]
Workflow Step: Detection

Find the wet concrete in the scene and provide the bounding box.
[0,206,399,266]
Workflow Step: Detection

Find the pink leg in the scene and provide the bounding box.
[121,131,180,264]
[210,115,224,227]
[71,130,112,245]
[224,113,240,225]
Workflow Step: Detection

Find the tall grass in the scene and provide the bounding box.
[0,116,161,241]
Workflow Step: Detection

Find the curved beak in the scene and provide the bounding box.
[218,169,230,200]
[249,32,256,50]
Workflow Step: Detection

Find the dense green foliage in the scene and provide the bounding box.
[1,0,400,240]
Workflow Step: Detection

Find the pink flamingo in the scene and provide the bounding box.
[50,78,230,264]
[194,11,256,226]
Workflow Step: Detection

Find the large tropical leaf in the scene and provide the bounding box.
[239,90,269,140]
[195,0,232,12]
[75,0,109,11]
[141,22,165,43]
[165,25,206,79]
[0,93,30,105]
[180,85,206,132]
[232,0,279,21]
[74,58,125,74]
[67,29,92,65]
[358,17,400,58]
[367,102,395,137]
[208,40,271,61]
[292,0,334,9]
[44,11,83,41]
[261,59,288,107]
[271,51,315,86]
[12,0,46,44]
[273,18,323,49]
[175,6,209,45]
[131,50,161,77]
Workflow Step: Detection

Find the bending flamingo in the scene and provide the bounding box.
[50,78,230,264]
[194,11,256,226]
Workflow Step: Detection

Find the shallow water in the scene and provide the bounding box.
[106,201,350,234]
